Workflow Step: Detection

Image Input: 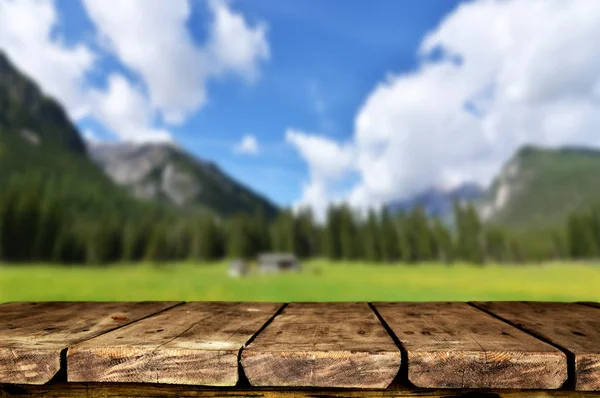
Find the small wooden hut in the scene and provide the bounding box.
[257,253,301,274]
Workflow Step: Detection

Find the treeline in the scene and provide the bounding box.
[239,204,566,264]
[566,205,600,259]
[0,172,595,265]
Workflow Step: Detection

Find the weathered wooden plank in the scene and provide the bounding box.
[0,301,180,385]
[3,383,600,398]
[68,302,282,386]
[373,302,567,390]
[241,302,401,389]
[473,301,600,391]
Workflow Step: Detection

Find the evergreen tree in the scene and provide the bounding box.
[82,221,122,264]
[12,185,40,261]
[144,224,170,263]
[549,229,567,260]
[379,208,398,262]
[361,209,381,262]
[226,215,255,260]
[466,204,484,264]
[251,208,271,255]
[395,211,411,263]
[190,214,223,262]
[0,198,4,260]
[338,205,358,260]
[52,226,85,264]
[324,205,342,260]
[295,207,317,258]
[484,227,508,263]
[506,236,523,264]
[406,206,435,262]
[454,201,484,264]
[567,212,598,259]
[432,218,453,263]
[270,210,296,253]
[122,221,145,262]
[32,198,63,261]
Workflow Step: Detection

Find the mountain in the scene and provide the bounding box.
[389,144,600,229]
[0,51,278,219]
[479,145,600,228]
[0,51,112,184]
[88,141,278,218]
[388,182,485,221]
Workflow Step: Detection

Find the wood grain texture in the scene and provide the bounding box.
[373,302,567,390]
[473,301,600,391]
[0,301,179,385]
[68,302,282,386]
[241,302,401,389]
[3,383,600,398]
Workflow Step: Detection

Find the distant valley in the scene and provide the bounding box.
[388,182,484,224]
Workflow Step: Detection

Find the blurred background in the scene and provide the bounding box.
[1,0,600,302]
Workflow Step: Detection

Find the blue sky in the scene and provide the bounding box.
[1,0,462,205]
[71,0,462,206]
[1,0,600,217]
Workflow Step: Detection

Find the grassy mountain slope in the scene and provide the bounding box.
[0,51,174,237]
[0,52,87,154]
[480,145,600,228]
[0,51,119,191]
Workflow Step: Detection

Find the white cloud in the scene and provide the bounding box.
[0,0,95,120]
[162,111,187,126]
[0,0,169,142]
[89,74,172,143]
[206,0,270,82]
[286,129,353,181]
[291,0,600,213]
[294,179,329,221]
[82,0,207,125]
[234,134,260,155]
[0,0,269,143]
[82,0,269,126]
[286,129,354,218]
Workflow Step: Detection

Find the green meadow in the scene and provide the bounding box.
[1,261,599,302]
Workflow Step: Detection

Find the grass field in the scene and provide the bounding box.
[1,260,600,302]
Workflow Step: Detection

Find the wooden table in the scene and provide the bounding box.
[1,301,599,397]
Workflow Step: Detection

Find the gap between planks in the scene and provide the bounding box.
[468,301,577,390]
[66,302,285,386]
[240,302,403,389]
[471,301,600,391]
[0,301,183,385]
[372,302,568,390]
[369,302,410,388]
[236,303,289,387]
